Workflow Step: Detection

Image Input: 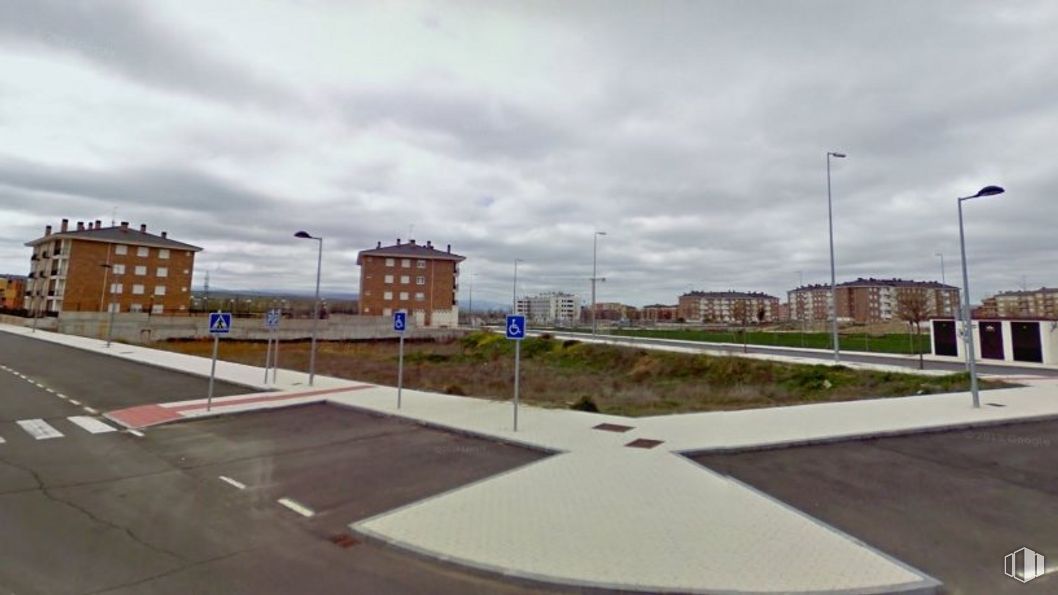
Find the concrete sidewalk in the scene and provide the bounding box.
[15,324,1058,593]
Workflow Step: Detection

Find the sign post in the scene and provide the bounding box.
[506,315,526,431]
[207,311,232,412]
[264,309,281,384]
[271,308,281,384]
[394,311,407,408]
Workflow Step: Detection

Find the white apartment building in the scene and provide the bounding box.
[515,292,582,325]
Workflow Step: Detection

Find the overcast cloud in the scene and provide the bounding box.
[1,0,1055,306]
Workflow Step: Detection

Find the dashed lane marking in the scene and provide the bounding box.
[277,497,315,518]
[219,476,247,490]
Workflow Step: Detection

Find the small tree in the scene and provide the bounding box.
[732,300,751,353]
[897,290,931,369]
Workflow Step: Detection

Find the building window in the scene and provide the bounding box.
[401,259,411,268]
[137,246,149,257]
[112,264,125,275]
[135,265,147,275]
[385,258,395,267]
[110,283,123,294]
[132,284,144,295]
[364,307,371,313]
[157,267,168,278]
[417,260,426,268]
[415,292,425,301]
[400,275,410,284]
[416,276,425,285]
[108,303,120,313]
[383,291,393,300]
[154,286,166,296]
[159,249,170,260]
[384,274,394,284]
[152,304,164,314]
[115,244,128,255]
[399,292,409,300]
[182,287,188,292]
[130,303,142,312]
[382,308,391,316]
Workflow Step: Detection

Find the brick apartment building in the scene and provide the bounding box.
[788,278,959,323]
[24,219,201,315]
[0,274,26,311]
[678,291,780,323]
[642,304,678,322]
[585,302,640,322]
[357,239,464,327]
[978,288,1058,319]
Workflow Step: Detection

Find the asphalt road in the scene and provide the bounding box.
[546,331,1058,377]
[0,334,586,594]
[693,420,1058,594]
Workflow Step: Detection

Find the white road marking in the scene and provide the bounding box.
[82,406,99,415]
[67,416,117,434]
[127,429,145,438]
[68,399,81,406]
[56,394,69,400]
[16,419,64,440]
[277,497,315,518]
[0,435,5,444]
[219,476,246,490]
[45,388,55,393]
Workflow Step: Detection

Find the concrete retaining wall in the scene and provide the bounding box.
[46,312,463,343]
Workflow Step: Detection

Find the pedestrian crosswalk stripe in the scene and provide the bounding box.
[67,416,118,434]
[16,419,64,440]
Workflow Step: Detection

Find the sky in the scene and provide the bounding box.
[1,0,1055,308]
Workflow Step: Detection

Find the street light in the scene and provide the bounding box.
[295,230,324,386]
[935,252,946,285]
[512,259,523,313]
[826,151,847,362]
[591,231,607,335]
[957,184,1004,408]
[100,263,116,347]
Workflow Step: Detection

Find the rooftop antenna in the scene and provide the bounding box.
[110,206,117,227]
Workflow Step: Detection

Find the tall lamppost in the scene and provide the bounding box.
[935,252,946,285]
[100,263,115,347]
[958,185,1004,408]
[295,231,323,386]
[591,231,607,335]
[826,151,847,362]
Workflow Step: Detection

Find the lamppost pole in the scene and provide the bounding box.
[591,231,606,335]
[295,231,324,386]
[826,151,846,362]
[512,259,523,313]
[956,185,1005,409]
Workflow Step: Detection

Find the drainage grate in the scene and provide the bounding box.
[593,423,635,433]
[329,533,360,548]
[986,402,1007,408]
[625,438,664,449]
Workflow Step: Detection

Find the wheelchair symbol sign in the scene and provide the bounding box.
[506,315,525,340]
[393,311,407,333]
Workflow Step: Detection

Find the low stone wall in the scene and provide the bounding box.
[48,312,463,343]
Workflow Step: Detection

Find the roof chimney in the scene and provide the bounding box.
[376,241,381,248]
[95,219,102,229]
[396,238,401,245]
[60,219,69,232]
[76,221,85,231]
[44,225,52,236]
[409,239,416,245]
[426,240,432,248]
[161,231,168,239]
[139,223,147,233]
[446,244,451,253]
[120,221,129,231]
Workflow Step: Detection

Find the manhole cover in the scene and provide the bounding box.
[593,423,635,433]
[329,533,360,548]
[625,438,664,449]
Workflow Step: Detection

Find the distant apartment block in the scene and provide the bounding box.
[24,219,201,315]
[678,291,780,323]
[0,275,26,311]
[357,239,464,327]
[979,288,1058,319]
[515,292,581,325]
[642,304,678,322]
[789,278,959,323]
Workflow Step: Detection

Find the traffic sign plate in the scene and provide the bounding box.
[209,312,232,334]
[393,311,407,333]
[265,309,281,329]
[506,315,525,340]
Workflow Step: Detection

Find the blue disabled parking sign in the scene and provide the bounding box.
[393,311,407,333]
[209,312,232,335]
[506,315,526,340]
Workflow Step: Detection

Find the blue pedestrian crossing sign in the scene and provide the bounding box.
[393,311,407,333]
[209,312,232,335]
[506,315,526,340]
[265,309,281,329]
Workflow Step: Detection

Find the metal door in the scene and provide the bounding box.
[979,320,1004,360]
[932,320,958,356]
[1012,321,1043,363]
